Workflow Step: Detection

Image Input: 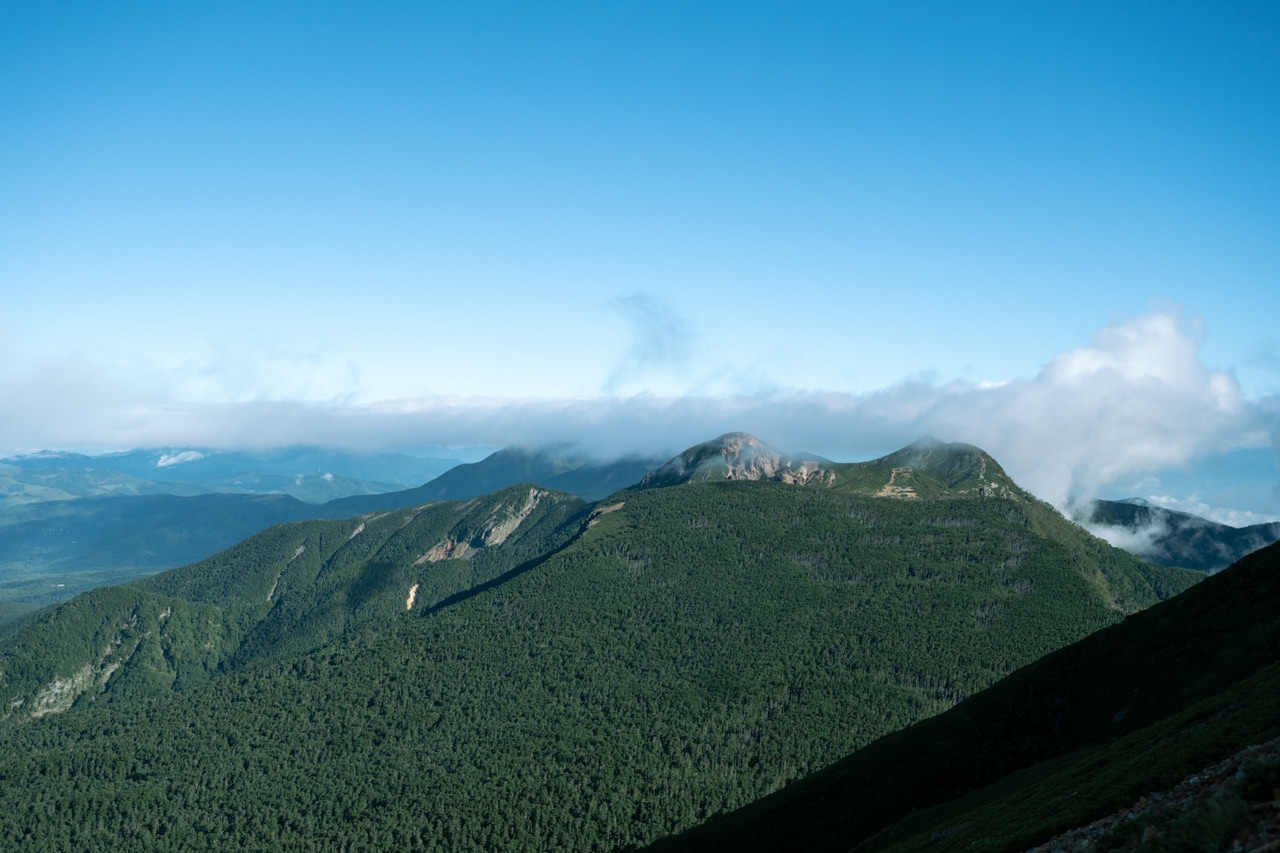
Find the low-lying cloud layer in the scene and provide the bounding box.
[2,313,1276,518]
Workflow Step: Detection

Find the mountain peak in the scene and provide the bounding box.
[859,437,1020,498]
[636,433,835,490]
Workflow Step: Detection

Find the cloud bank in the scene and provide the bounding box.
[2,313,1275,516]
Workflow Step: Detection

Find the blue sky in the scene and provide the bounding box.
[2,2,1278,519]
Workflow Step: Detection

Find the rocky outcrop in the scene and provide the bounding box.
[416,488,549,564]
[637,433,835,490]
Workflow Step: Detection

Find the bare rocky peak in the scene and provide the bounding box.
[637,433,834,489]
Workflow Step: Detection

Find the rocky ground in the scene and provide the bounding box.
[1026,735,1280,852]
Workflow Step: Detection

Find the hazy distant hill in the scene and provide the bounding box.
[0,460,213,505]
[1082,497,1280,573]
[324,444,665,514]
[0,447,463,507]
[0,435,1200,851]
[0,492,320,606]
[648,539,1280,853]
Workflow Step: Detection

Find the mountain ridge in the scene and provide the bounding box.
[1082,497,1280,573]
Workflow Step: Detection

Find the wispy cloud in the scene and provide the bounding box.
[602,293,695,394]
[1083,514,1173,560]
[2,312,1276,517]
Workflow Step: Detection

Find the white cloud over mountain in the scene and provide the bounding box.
[2,312,1275,518]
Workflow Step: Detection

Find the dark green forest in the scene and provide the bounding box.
[653,539,1280,852]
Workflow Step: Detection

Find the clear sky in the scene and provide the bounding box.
[2,2,1278,520]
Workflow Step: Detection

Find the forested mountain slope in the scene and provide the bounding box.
[648,540,1280,853]
[0,436,1201,851]
[0,485,586,718]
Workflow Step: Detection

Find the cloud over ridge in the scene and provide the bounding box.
[2,313,1274,516]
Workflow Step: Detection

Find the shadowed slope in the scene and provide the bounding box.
[646,541,1280,853]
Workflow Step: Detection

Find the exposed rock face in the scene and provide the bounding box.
[637,433,835,490]
[416,487,548,564]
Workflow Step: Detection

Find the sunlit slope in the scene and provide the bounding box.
[0,484,587,720]
[648,540,1280,853]
[0,440,1199,851]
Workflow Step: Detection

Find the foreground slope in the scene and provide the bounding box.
[0,436,1199,851]
[648,539,1280,853]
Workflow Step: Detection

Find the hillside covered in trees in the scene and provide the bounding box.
[0,436,1202,850]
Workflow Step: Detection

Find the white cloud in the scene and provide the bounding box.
[156,450,206,467]
[909,312,1271,511]
[1143,494,1279,528]
[1083,515,1172,559]
[1,311,1275,517]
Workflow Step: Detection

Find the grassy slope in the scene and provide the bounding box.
[0,470,1198,851]
[648,540,1280,853]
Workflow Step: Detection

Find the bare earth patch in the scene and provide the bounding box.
[876,468,918,499]
[587,502,626,529]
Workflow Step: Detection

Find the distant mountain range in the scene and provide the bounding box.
[0,447,464,506]
[322,444,665,514]
[1081,497,1280,573]
[0,433,1207,850]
